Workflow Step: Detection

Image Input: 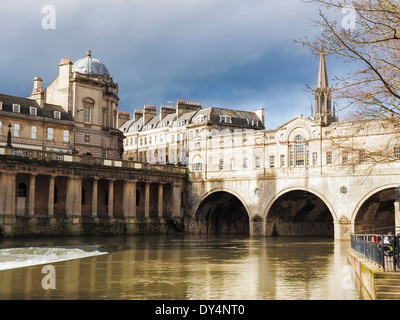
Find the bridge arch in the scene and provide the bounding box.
[192,188,251,235]
[352,184,398,234]
[264,187,337,237]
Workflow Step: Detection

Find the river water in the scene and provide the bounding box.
[0,235,364,300]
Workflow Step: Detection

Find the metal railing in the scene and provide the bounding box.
[351,233,400,272]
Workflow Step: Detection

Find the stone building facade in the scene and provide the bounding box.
[120,100,265,165]
[0,50,125,159]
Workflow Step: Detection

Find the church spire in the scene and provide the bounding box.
[314,42,335,126]
[317,42,329,89]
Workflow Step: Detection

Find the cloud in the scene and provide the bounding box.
[0,0,340,126]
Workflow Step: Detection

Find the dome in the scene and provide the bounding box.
[72,50,110,76]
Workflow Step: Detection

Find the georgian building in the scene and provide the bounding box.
[0,93,74,153]
[120,100,265,165]
[0,50,124,159]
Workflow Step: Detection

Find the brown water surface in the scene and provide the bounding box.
[0,235,363,300]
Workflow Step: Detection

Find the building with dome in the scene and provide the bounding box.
[0,50,123,159]
[43,50,124,158]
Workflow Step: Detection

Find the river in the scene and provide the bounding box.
[0,235,364,300]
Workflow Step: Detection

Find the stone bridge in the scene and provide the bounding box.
[186,164,400,240]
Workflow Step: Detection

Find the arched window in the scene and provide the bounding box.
[17,183,27,197]
[295,135,305,166]
[82,97,94,124]
[192,154,203,171]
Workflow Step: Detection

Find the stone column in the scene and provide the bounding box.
[92,178,99,219]
[48,175,55,216]
[0,173,16,217]
[66,177,82,218]
[28,174,36,216]
[108,180,114,218]
[144,182,150,218]
[395,202,400,234]
[123,180,137,219]
[0,173,4,216]
[5,173,16,217]
[172,183,181,218]
[158,183,164,218]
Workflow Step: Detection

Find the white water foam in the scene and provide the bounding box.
[0,247,107,271]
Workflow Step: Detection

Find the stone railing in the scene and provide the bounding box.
[0,146,187,175]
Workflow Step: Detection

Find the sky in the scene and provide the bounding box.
[0,0,348,129]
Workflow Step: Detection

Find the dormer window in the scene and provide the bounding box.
[12,104,20,113]
[219,115,232,123]
[195,115,206,123]
[30,107,37,116]
[247,119,258,126]
[54,111,61,119]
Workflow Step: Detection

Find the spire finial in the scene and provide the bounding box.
[87,49,92,57]
[317,42,328,89]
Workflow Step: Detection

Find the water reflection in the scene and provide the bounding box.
[0,235,362,300]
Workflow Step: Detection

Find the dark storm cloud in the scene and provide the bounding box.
[0,0,341,128]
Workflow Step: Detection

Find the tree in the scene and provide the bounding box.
[299,0,400,121]
[298,0,400,166]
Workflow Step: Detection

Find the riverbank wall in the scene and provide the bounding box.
[347,249,400,300]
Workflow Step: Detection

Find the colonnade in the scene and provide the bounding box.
[0,171,183,223]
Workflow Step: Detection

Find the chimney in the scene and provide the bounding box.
[30,77,44,107]
[176,99,202,117]
[160,105,176,120]
[143,105,157,124]
[133,109,143,122]
[118,111,130,127]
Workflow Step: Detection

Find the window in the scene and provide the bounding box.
[280,154,286,167]
[243,158,248,169]
[12,104,20,113]
[14,123,20,137]
[0,121,2,136]
[193,155,203,171]
[359,150,366,162]
[63,130,69,143]
[54,111,61,119]
[31,126,38,139]
[220,115,232,123]
[342,152,349,164]
[269,155,275,168]
[313,152,318,166]
[289,145,294,167]
[195,115,206,123]
[30,107,37,116]
[255,156,261,169]
[47,128,54,141]
[295,135,305,166]
[84,106,91,123]
[394,146,400,159]
[326,151,332,165]
[306,143,310,166]
[219,159,224,171]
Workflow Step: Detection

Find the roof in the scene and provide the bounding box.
[72,50,110,76]
[0,93,73,121]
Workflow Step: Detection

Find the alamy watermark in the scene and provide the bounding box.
[42,5,56,30]
[41,265,56,290]
[341,4,356,30]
